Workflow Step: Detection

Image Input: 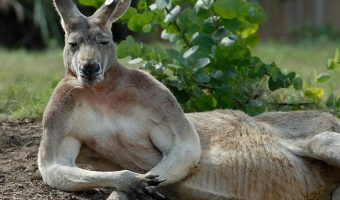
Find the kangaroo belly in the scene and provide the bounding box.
[175,146,296,199]
[172,137,336,200]
[176,110,337,200]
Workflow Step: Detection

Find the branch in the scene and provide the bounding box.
[164,7,190,46]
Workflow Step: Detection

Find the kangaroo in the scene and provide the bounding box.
[38,0,200,199]
[39,0,340,199]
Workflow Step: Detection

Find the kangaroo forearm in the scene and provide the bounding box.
[42,164,126,191]
[148,146,200,185]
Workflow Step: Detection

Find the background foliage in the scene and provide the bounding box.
[77,0,340,116]
[0,0,131,49]
[0,0,62,48]
[117,0,300,115]
[119,0,280,115]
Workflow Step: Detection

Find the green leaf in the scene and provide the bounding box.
[142,24,153,33]
[212,70,224,79]
[120,7,137,23]
[183,46,199,58]
[213,0,244,19]
[269,66,282,81]
[194,58,211,70]
[164,5,181,22]
[166,48,183,61]
[316,72,332,83]
[116,36,141,58]
[327,48,340,70]
[191,34,215,50]
[192,71,210,83]
[137,0,148,11]
[304,88,325,99]
[334,48,339,61]
[287,72,296,82]
[195,0,214,12]
[327,59,339,70]
[326,93,337,108]
[78,0,103,7]
[212,27,228,41]
[293,77,303,90]
[127,11,155,32]
[239,2,266,24]
[245,34,258,48]
[156,0,170,9]
[268,70,295,91]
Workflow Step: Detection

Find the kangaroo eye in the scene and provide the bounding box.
[100,41,109,45]
[68,42,78,48]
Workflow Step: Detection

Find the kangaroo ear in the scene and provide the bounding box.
[53,0,86,32]
[91,0,131,29]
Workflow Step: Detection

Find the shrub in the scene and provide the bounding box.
[80,0,340,116]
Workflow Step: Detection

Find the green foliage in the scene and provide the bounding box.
[80,0,340,116]
[254,40,340,117]
[19,0,63,46]
[80,0,300,115]
[304,49,340,100]
[309,48,340,116]
[79,0,104,7]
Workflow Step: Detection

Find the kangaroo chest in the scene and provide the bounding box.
[69,101,162,172]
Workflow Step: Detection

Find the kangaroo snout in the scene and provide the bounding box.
[78,61,102,84]
[80,61,101,76]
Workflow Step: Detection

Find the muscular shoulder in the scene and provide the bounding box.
[126,69,185,121]
[124,69,169,97]
[125,69,162,89]
[42,76,80,128]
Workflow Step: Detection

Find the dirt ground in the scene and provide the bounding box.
[0,120,112,200]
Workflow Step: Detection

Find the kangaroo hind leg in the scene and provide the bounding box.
[285,131,340,167]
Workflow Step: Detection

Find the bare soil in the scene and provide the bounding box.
[0,120,112,200]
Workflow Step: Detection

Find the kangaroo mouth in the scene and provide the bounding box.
[77,73,104,85]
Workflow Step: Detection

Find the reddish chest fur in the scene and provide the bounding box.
[80,85,137,114]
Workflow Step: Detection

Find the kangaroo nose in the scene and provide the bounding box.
[80,62,101,77]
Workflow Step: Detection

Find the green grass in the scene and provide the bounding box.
[0,48,64,120]
[0,39,339,120]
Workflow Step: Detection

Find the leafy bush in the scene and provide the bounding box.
[307,49,340,116]
[80,0,339,116]
[262,46,340,117]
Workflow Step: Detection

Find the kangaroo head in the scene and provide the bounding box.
[54,0,130,85]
